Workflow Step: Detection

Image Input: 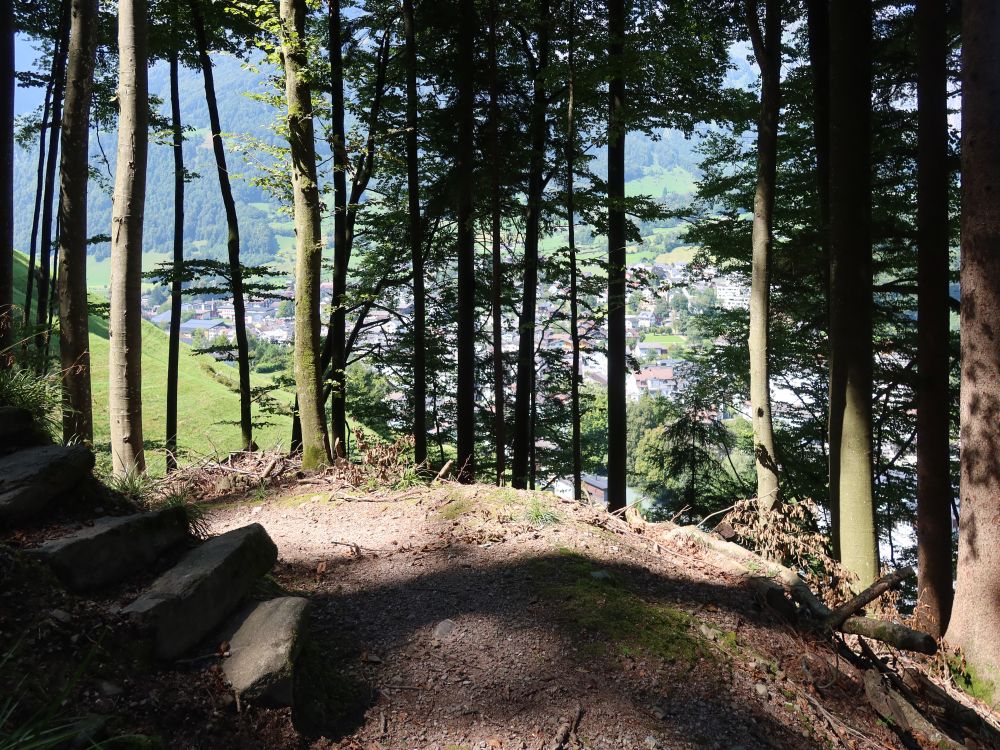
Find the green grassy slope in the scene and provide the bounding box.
[13,252,292,475]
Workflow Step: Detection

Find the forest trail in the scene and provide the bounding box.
[202,481,909,750]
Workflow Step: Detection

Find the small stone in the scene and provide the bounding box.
[434,619,456,639]
[651,704,666,720]
[96,679,123,697]
[699,623,718,641]
[590,570,612,581]
[644,735,660,749]
[754,683,768,698]
[50,608,72,624]
[251,506,262,515]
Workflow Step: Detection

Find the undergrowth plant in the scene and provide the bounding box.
[0,367,60,439]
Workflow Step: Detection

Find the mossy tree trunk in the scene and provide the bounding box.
[280,0,330,470]
[745,0,782,513]
[946,0,1000,691]
[108,0,148,476]
[829,0,877,586]
[57,0,98,443]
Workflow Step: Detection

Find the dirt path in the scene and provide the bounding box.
[205,482,901,750]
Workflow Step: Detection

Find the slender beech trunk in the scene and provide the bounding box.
[57,0,97,442]
[606,0,627,511]
[403,0,427,468]
[165,29,184,472]
[567,0,581,502]
[326,0,349,457]
[190,0,252,451]
[0,0,13,363]
[806,0,836,555]
[913,0,953,638]
[745,0,781,512]
[511,0,549,489]
[280,0,330,469]
[108,0,148,476]
[945,0,1000,687]
[455,0,476,483]
[35,5,70,356]
[829,0,877,586]
[24,79,53,332]
[488,1,505,485]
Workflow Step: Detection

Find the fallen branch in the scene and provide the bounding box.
[546,704,583,750]
[434,460,454,482]
[863,670,966,750]
[826,566,915,629]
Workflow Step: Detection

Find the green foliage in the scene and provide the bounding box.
[104,468,159,508]
[0,367,60,439]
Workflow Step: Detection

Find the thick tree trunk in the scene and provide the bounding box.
[606,0,627,512]
[455,0,476,483]
[280,0,330,470]
[946,0,1000,688]
[57,0,97,443]
[829,0,877,586]
[567,0,581,502]
[326,0,348,457]
[403,0,427,468]
[0,0,13,364]
[190,0,252,452]
[488,1,505,486]
[108,0,148,476]
[165,33,184,472]
[913,0,954,639]
[35,4,70,358]
[805,0,837,556]
[745,0,781,512]
[24,78,53,335]
[511,2,549,490]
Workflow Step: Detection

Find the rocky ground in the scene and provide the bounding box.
[3,473,996,749]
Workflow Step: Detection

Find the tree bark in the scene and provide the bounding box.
[165,22,184,472]
[745,0,781,512]
[189,0,253,452]
[914,0,954,639]
[606,0,627,512]
[403,0,427,468]
[512,1,549,490]
[829,0,877,586]
[108,0,148,476]
[35,3,70,358]
[0,0,13,364]
[24,78,53,337]
[488,0,505,485]
[567,0,581,502]
[57,0,97,443]
[946,0,1000,688]
[455,0,476,483]
[280,0,330,470]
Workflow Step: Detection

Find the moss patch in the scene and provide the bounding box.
[949,656,997,706]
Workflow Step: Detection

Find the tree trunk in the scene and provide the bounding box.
[913,0,954,639]
[567,0,581,502]
[189,0,252,452]
[108,0,148,476]
[35,3,70,358]
[57,0,97,443]
[280,0,330,470]
[745,0,781,513]
[24,78,53,336]
[829,0,877,586]
[606,0,627,512]
[0,0,13,364]
[403,0,427,468]
[455,0,476,483]
[326,0,348,457]
[806,0,837,557]
[512,0,549,490]
[946,0,1000,689]
[165,23,184,472]
[488,0,505,486]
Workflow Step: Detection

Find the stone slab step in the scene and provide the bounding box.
[124,523,278,660]
[0,444,95,524]
[30,507,190,591]
[222,596,310,706]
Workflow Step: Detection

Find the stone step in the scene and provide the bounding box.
[30,507,191,591]
[221,596,310,707]
[124,523,278,660]
[0,444,95,524]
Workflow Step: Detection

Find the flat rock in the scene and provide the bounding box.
[124,524,278,660]
[222,596,310,706]
[0,444,94,523]
[31,507,190,591]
